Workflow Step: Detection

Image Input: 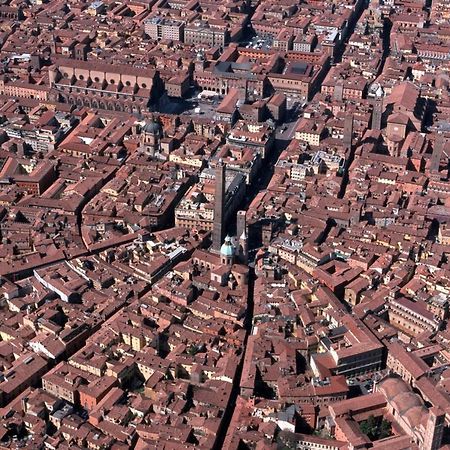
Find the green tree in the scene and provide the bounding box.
[360,416,391,441]
[187,345,198,355]
[360,415,378,439]
[379,419,391,439]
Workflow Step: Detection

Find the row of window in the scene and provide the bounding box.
[61,73,148,89]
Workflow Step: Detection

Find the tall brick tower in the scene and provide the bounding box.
[212,159,226,253]
[424,407,445,450]
[371,97,383,131]
[236,210,248,264]
[236,210,247,240]
[343,115,353,153]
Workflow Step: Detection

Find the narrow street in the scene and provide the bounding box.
[213,266,255,450]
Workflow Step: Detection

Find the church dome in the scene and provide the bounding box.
[142,120,161,134]
[220,235,234,257]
